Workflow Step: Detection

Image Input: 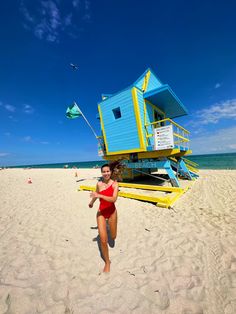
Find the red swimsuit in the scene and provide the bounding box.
[99,183,116,219]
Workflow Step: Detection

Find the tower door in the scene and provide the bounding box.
[154,109,164,126]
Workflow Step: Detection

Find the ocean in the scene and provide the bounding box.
[8,152,236,170]
[186,152,236,169]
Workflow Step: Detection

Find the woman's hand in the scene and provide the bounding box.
[90,191,99,198]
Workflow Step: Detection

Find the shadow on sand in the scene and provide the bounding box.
[91,222,115,261]
[76,179,86,182]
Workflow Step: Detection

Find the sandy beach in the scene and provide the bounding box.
[0,168,236,314]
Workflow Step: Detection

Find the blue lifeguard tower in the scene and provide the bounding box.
[97,68,198,187]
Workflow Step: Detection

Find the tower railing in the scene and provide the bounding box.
[145,118,190,151]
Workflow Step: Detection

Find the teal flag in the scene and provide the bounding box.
[66,103,82,119]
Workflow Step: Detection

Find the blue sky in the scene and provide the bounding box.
[0,0,236,166]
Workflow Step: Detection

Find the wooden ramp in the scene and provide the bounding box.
[78,182,191,208]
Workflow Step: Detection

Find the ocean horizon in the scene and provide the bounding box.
[4,152,236,170]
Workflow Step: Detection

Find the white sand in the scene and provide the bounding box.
[0,168,236,314]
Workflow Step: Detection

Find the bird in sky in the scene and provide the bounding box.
[70,63,79,70]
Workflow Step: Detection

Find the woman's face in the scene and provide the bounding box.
[101,166,111,181]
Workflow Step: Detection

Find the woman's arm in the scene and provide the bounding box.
[89,183,99,208]
[91,182,119,203]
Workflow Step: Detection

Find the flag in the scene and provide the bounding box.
[66,103,82,119]
[66,101,99,140]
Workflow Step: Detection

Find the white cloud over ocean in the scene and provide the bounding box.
[20,0,91,42]
[191,126,236,154]
[187,99,236,128]
[196,99,236,124]
[0,152,10,157]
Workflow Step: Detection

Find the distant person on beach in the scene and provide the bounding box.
[89,161,124,272]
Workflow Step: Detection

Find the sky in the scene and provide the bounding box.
[0,0,236,166]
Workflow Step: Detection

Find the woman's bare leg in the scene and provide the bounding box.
[108,210,117,240]
[97,212,110,272]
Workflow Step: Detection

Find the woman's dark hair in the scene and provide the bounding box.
[100,160,125,181]
[110,160,126,181]
[101,164,110,171]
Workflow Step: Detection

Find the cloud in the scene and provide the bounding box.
[83,13,91,21]
[191,126,236,154]
[1,101,34,116]
[197,99,236,124]
[214,83,221,89]
[23,104,34,114]
[0,152,9,157]
[187,99,236,127]
[64,13,72,26]
[40,141,49,144]
[0,101,16,113]
[72,0,80,8]
[22,135,32,142]
[5,104,16,112]
[20,4,34,23]
[20,0,92,42]
[33,1,61,42]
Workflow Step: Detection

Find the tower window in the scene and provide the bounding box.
[112,107,122,119]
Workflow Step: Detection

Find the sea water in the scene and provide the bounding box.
[7,152,236,170]
[187,152,236,169]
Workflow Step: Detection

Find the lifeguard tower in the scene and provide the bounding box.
[97,68,198,187]
[79,68,198,207]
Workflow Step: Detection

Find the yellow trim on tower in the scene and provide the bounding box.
[98,104,109,153]
[103,149,191,160]
[143,101,149,146]
[106,147,145,156]
[142,70,151,92]
[131,87,146,151]
[138,149,180,158]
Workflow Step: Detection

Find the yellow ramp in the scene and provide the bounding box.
[78,183,190,208]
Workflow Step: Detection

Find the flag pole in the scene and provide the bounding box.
[73,101,99,140]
